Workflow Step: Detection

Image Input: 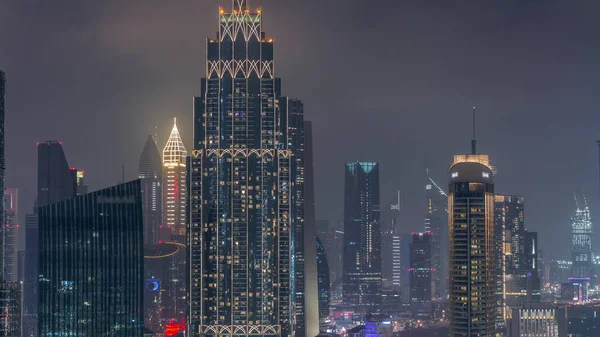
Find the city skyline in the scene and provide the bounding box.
[1,1,600,260]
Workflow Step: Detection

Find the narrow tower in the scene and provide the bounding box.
[139,134,163,245]
[162,118,187,244]
[448,115,496,336]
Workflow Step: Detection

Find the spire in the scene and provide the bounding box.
[163,118,187,167]
[471,106,477,155]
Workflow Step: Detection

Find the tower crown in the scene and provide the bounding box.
[163,118,187,167]
[233,0,248,11]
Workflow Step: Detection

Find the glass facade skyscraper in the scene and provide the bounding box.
[3,188,18,283]
[425,173,446,300]
[139,134,163,245]
[343,161,382,313]
[409,232,432,307]
[38,180,144,336]
[571,193,592,279]
[190,1,306,336]
[316,236,330,321]
[448,154,496,337]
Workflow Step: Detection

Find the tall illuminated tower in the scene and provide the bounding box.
[343,162,382,312]
[571,193,592,279]
[3,188,18,282]
[190,1,306,336]
[425,171,447,300]
[163,118,187,243]
[448,140,496,336]
[140,134,163,245]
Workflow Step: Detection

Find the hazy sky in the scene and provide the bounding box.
[1,0,600,259]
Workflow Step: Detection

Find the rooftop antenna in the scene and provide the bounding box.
[471,106,477,155]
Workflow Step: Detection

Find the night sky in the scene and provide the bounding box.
[1,0,600,259]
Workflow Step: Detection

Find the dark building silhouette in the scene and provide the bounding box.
[38,180,144,336]
[75,169,88,195]
[343,161,382,312]
[448,154,496,337]
[37,141,77,207]
[409,232,432,309]
[139,134,163,245]
[316,236,330,321]
[24,141,77,336]
[189,1,309,336]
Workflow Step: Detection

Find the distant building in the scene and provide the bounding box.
[560,278,589,303]
[571,193,593,279]
[38,180,144,336]
[317,236,331,320]
[139,134,163,245]
[343,162,382,312]
[508,303,567,337]
[75,169,88,195]
[425,172,446,300]
[3,188,18,282]
[162,119,187,244]
[23,208,38,337]
[144,242,187,333]
[0,282,21,336]
[549,260,572,285]
[448,153,496,337]
[567,304,600,337]
[410,232,432,314]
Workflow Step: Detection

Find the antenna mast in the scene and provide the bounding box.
[471,106,477,155]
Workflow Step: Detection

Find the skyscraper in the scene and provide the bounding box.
[37,141,77,207]
[76,169,88,195]
[3,188,18,282]
[38,180,144,336]
[571,193,592,279]
[0,70,5,278]
[24,141,77,336]
[316,236,331,321]
[139,134,163,245]
[425,172,447,300]
[343,161,382,312]
[163,119,187,243]
[190,1,304,336]
[448,153,496,337]
[409,232,432,308]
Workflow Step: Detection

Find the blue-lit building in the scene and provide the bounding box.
[38,180,144,336]
[343,161,382,312]
[189,1,312,336]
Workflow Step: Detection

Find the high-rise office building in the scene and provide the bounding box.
[163,119,187,243]
[24,141,77,336]
[409,232,432,308]
[37,141,77,207]
[448,153,496,337]
[75,169,88,195]
[3,188,18,282]
[189,1,305,336]
[343,161,382,312]
[549,260,572,285]
[38,180,144,336]
[316,236,331,321]
[0,282,21,337]
[523,231,541,302]
[298,119,319,337]
[382,218,398,290]
[425,172,446,300]
[0,71,4,268]
[571,193,593,279]
[139,134,163,245]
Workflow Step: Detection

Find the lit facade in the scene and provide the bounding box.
[76,169,88,195]
[508,303,567,337]
[425,173,447,300]
[189,1,304,336]
[343,161,382,312]
[448,154,495,337]
[163,119,187,243]
[571,193,592,279]
[140,134,163,245]
[0,282,21,337]
[38,180,144,336]
[3,188,18,282]
[409,232,432,307]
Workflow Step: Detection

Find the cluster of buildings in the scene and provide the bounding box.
[0,1,598,337]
